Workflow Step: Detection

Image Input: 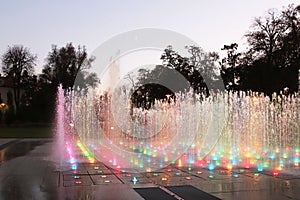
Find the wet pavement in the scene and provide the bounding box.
[0,139,300,200]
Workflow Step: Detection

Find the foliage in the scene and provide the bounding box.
[41,43,99,91]
[1,45,37,116]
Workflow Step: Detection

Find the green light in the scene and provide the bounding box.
[188,167,192,171]
[263,163,269,168]
[208,175,215,179]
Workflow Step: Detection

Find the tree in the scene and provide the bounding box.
[220,43,242,90]
[41,43,98,91]
[242,4,300,94]
[245,9,285,66]
[1,45,37,115]
[39,43,99,121]
[161,46,208,94]
[186,46,222,90]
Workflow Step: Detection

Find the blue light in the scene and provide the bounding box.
[131,177,138,184]
[211,156,218,161]
[189,157,195,164]
[69,158,76,164]
[257,165,263,172]
[208,164,215,171]
[71,164,78,170]
[232,159,237,166]
[269,154,276,160]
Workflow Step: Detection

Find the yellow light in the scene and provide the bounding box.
[178,159,182,167]
[227,164,232,170]
[164,156,168,162]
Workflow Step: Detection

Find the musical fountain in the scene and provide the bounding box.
[55,79,300,176]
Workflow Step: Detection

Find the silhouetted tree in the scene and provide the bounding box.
[1,45,37,115]
[186,46,222,90]
[38,43,99,121]
[41,43,98,91]
[242,4,300,94]
[221,4,300,95]
[220,43,242,90]
[161,46,208,94]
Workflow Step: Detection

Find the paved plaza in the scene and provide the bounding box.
[0,139,300,200]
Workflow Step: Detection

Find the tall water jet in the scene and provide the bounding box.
[54,84,65,170]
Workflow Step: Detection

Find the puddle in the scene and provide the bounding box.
[0,140,50,163]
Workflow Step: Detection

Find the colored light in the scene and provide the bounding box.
[269,154,276,160]
[211,156,218,161]
[161,177,168,181]
[185,176,191,180]
[257,165,264,172]
[273,170,279,176]
[208,164,215,171]
[208,174,215,179]
[131,177,138,184]
[226,164,232,170]
[178,159,182,167]
[71,164,77,170]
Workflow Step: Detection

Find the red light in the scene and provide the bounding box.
[272,170,279,176]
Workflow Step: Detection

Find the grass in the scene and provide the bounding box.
[0,126,53,138]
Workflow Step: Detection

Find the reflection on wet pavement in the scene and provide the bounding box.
[0,140,50,163]
[0,139,299,200]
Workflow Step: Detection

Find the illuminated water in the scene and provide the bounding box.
[57,85,300,175]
